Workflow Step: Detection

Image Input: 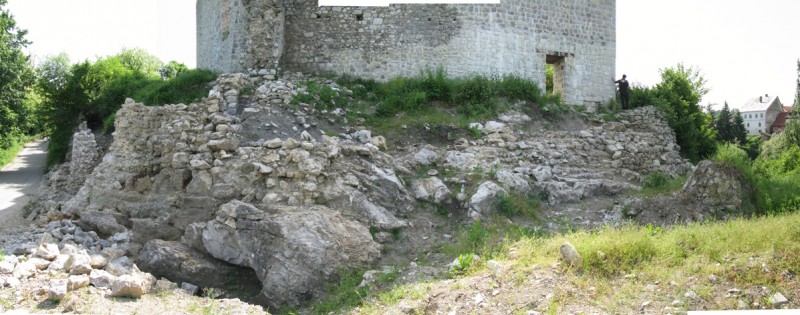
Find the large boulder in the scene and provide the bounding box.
[411,177,452,204]
[200,200,380,308]
[137,239,259,293]
[624,160,753,225]
[468,181,508,219]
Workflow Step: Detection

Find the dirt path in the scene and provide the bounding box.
[0,140,47,231]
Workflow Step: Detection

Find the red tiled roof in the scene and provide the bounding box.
[773,112,789,128]
[785,106,794,112]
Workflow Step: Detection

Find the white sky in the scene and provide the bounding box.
[6,0,799,109]
[6,0,196,69]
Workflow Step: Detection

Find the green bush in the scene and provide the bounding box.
[420,68,451,102]
[134,69,217,106]
[38,48,218,167]
[454,75,496,117]
[641,172,670,189]
[496,193,541,219]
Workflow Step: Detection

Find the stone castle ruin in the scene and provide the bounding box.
[197,0,617,105]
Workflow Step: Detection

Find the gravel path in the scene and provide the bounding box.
[0,140,47,231]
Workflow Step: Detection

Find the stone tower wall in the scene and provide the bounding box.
[197,0,616,105]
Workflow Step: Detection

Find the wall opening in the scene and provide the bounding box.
[545,54,565,96]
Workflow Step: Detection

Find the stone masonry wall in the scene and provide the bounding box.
[197,0,616,105]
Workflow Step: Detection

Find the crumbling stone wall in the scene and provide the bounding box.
[197,0,616,105]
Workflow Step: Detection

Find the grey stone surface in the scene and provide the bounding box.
[199,200,380,308]
[197,0,616,105]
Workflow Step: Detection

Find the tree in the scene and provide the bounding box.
[652,63,715,162]
[732,110,747,145]
[714,102,733,142]
[0,0,34,149]
[116,47,163,75]
[795,59,799,106]
[159,61,189,80]
[36,53,71,99]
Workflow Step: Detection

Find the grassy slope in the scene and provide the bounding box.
[0,136,32,169]
[351,212,800,314]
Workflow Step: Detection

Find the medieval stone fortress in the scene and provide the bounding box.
[197,0,616,106]
[3,0,799,313]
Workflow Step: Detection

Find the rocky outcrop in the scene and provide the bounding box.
[29,69,699,309]
[623,160,753,225]
[197,200,380,308]
[137,239,262,298]
[396,107,693,207]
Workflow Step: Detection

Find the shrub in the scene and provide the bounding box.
[454,75,496,117]
[102,113,116,134]
[420,68,451,102]
[134,69,218,105]
[496,193,541,219]
[466,221,489,251]
[450,253,475,274]
[641,172,670,189]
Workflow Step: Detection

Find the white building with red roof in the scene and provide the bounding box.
[740,94,785,135]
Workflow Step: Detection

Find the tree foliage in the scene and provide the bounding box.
[159,60,189,80]
[712,102,746,145]
[36,48,217,167]
[0,0,36,149]
[629,64,716,162]
[795,59,799,106]
[116,47,163,75]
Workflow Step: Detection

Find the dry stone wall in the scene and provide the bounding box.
[197,0,616,105]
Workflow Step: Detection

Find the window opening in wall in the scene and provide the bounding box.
[355,13,363,21]
[545,54,565,96]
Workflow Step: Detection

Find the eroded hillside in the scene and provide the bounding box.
[1,71,794,314]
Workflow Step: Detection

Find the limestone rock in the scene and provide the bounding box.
[48,279,68,300]
[78,211,126,237]
[181,282,200,295]
[483,121,507,133]
[34,243,60,261]
[0,261,14,274]
[468,182,508,216]
[66,254,93,275]
[353,130,371,143]
[137,239,259,291]
[47,255,69,272]
[559,242,583,271]
[110,272,155,298]
[28,257,51,270]
[89,269,116,289]
[200,200,380,308]
[495,169,531,193]
[105,256,135,276]
[208,138,240,152]
[414,148,439,165]
[13,261,37,278]
[769,292,788,306]
[153,278,178,292]
[68,274,91,291]
[411,177,452,204]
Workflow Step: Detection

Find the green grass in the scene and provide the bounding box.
[636,173,688,197]
[133,69,218,106]
[309,269,367,314]
[347,211,800,313]
[507,212,800,279]
[496,192,542,220]
[0,135,30,169]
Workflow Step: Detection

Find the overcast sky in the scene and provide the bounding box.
[6,0,799,109]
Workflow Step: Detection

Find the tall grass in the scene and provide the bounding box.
[712,143,800,214]
[509,211,800,280]
[0,135,29,169]
[317,69,565,122]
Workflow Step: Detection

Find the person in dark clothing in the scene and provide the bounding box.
[614,74,630,110]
